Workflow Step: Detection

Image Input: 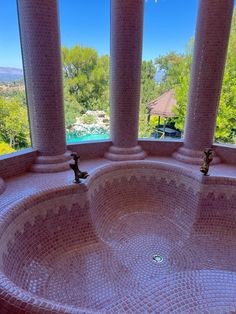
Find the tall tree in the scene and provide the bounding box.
[62,45,109,128]
[0,97,30,148]
[141,60,159,105]
[155,52,186,94]
[215,10,236,144]
[139,60,159,137]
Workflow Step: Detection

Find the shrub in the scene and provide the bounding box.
[0,142,16,155]
[82,114,96,125]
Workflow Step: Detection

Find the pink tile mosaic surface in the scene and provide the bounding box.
[18,0,66,157]
[1,0,235,312]
[105,0,146,161]
[109,0,143,149]
[0,158,236,313]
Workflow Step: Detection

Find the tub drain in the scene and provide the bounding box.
[152,254,164,263]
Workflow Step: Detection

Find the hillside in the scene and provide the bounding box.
[0,67,23,82]
[0,80,25,97]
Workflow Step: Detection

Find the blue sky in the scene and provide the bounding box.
[0,0,232,68]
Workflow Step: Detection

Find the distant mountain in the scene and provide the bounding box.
[0,67,23,82]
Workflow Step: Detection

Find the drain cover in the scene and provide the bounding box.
[152,254,164,263]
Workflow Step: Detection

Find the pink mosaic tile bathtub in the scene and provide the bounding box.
[0,162,236,313]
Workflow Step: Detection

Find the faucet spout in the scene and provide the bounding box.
[200,148,213,176]
[70,153,89,183]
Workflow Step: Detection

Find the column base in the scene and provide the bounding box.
[31,151,72,173]
[173,146,221,165]
[0,177,6,195]
[105,145,146,161]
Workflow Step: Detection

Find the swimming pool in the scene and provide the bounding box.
[66,133,110,143]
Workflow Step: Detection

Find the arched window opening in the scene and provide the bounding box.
[59,0,110,144]
[139,0,197,141]
[0,0,31,156]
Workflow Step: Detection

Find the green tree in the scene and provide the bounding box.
[0,97,30,149]
[0,142,16,155]
[63,79,83,129]
[141,60,159,105]
[89,55,110,111]
[139,60,160,137]
[173,44,193,131]
[155,52,186,94]
[62,45,110,128]
[215,10,236,144]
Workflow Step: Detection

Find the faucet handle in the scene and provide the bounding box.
[71,152,80,163]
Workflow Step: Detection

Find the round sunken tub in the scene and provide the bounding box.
[0,162,236,313]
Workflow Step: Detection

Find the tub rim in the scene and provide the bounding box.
[0,159,235,313]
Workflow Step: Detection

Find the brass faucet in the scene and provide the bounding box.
[200,148,213,176]
[69,153,89,183]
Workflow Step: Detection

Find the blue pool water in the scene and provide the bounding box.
[66,133,110,143]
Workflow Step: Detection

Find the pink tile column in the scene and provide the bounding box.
[105,0,146,161]
[17,0,71,172]
[0,177,5,195]
[174,0,234,165]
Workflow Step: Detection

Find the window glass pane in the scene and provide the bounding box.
[215,10,236,146]
[139,0,197,140]
[59,0,110,143]
[0,1,31,156]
